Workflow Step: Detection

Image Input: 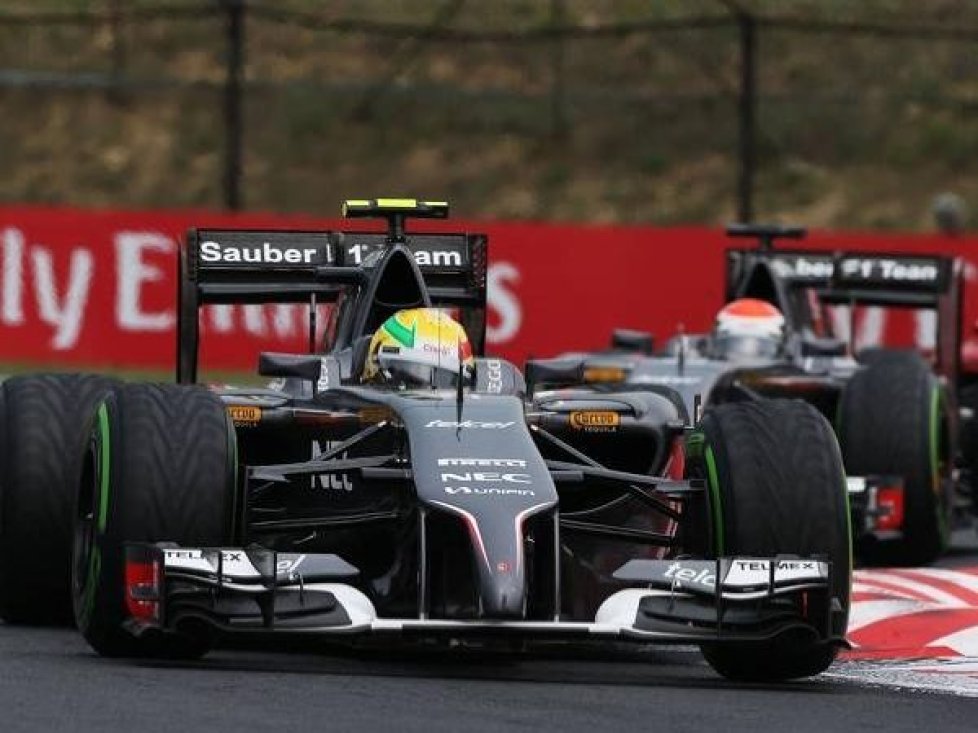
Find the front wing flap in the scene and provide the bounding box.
[612,557,830,599]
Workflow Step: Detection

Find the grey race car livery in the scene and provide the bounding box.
[527,224,966,565]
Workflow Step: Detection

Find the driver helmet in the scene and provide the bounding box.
[713,298,786,361]
[362,308,474,387]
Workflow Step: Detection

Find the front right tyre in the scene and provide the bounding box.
[0,374,117,625]
[72,383,237,657]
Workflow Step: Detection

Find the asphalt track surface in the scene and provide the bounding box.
[3,626,978,733]
[4,548,978,733]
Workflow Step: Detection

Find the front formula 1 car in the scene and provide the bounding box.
[60,201,851,681]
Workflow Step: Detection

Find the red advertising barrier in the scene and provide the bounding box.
[1,204,977,374]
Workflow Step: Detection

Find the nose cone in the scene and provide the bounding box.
[478,568,527,619]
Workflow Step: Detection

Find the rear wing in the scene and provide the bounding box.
[177,199,488,383]
[726,249,956,308]
[182,229,486,304]
[725,224,964,382]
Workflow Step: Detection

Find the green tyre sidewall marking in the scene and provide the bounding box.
[929,384,949,549]
[686,431,725,555]
[97,403,111,532]
[704,445,725,555]
[79,402,111,629]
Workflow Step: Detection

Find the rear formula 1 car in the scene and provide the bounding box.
[530,224,965,566]
[0,201,851,681]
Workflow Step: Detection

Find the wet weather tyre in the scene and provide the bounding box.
[693,399,851,682]
[0,374,118,625]
[838,350,950,566]
[72,383,236,657]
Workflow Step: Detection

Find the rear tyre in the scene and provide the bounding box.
[0,374,117,625]
[72,383,236,657]
[692,400,851,681]
[838,350,950,566]
[854,346,909,366]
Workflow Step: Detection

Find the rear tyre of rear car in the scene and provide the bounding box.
[692,399,851,682]
[0,374,117,625]
[72,383,237,657]
[838,350,951,566]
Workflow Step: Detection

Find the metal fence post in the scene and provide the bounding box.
[736,11,756,223]
[549,0,568,140]
[107,0,125,104]
[223,0,245,211]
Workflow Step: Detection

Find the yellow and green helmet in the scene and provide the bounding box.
[363,308,475,386]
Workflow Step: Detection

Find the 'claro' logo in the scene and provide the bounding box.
[569,410,620,431]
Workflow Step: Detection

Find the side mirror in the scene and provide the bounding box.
[258,353,341,393]
[524,358,629,397]
[611,329,654,354]
[524,358,583,393]
[799,337,847,358]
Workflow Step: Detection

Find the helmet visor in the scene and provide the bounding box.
[377,351,469,388]
[714,334,782,361]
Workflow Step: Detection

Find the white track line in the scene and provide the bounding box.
[852,580,921,601]
[825,660,978,698]
[853,570,971,607]
[901,567,978,599]
[846,598,934,634]
[928,627,978,657]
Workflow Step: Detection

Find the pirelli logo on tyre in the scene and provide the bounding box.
[569,410,620,432]
[227,405,262,427]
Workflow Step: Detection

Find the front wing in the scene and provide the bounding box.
[123,544,845,647]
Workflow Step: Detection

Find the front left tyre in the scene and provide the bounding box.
[690,399,852,681]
